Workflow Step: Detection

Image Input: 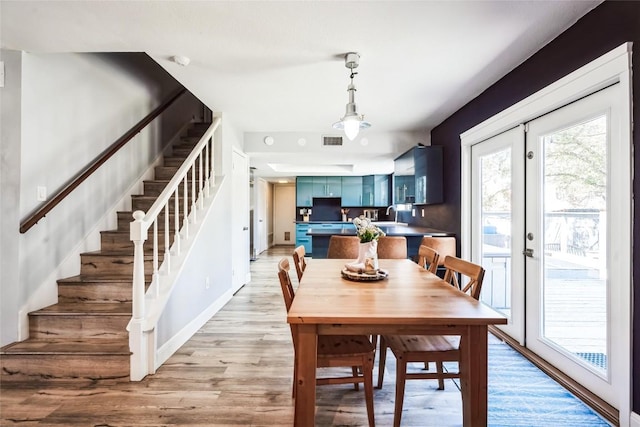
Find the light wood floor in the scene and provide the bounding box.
[1,245,465,426]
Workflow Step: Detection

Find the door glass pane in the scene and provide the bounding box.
[542,115,607,374]
[479,148,512,319]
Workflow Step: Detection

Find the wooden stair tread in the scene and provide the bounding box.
[1,339,130,355]
[32,302,132,315]
[58,275,137,284]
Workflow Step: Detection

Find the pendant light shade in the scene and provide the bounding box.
[332,52,371,140]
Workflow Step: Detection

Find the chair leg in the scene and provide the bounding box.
[376,336,387,389]
[292,353,297,398]
[352,366,360,390]
[394,356,407,427]
[435,360,445,390]
[363,355,376,427]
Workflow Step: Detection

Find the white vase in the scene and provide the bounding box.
[358,240,379,272]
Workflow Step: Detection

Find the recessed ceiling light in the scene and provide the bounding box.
[264,136,275,146]
[360,138,369,146]
[298,138,307,146]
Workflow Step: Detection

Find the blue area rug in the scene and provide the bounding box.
[483,340,610,426]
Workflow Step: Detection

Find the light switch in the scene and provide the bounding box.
[37,186,47,201]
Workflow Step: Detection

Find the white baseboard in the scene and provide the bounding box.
[155,287,234,368]
[630,411,640,427]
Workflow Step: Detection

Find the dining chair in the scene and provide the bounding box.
[327,235,360,259]
[419,236,456,260]
[277,258,376,427]
[417,244,439,274]
[376,255,485,427]
[376,236,407,259]
[292,245,307,282]
[419,236,456,274]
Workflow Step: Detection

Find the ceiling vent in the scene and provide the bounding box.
[323,136,343,146]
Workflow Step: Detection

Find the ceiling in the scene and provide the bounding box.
[1,1,601,182]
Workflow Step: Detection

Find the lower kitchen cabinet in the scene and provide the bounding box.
[295,223,312,254]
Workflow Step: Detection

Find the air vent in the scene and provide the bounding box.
[323,136,343,146]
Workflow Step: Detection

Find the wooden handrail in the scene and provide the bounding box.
[19,88,187,233]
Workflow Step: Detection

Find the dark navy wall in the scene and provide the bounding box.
[412,0,640,414]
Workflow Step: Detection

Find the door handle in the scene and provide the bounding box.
[523,248,534,257]
[243,226,249,231]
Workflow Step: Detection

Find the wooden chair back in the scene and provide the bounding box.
[417,245,439,274]
[442,255,485,300]
[277,257,299,349]
[327,235,360,259]
[292,245,307,281]
[420,236,456,266]
[377,236,407,259]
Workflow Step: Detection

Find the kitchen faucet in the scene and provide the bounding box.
[385,205,398,223]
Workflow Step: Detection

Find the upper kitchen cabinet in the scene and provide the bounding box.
[393,146,443,205]
[414,145,443,204]
[297,176,342,207]
[341,176,363,206]
[393,149,416,204]
[363,175,391,207]
[296,176,314,206]
[312,176,342,198]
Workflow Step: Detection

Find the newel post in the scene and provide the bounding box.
[130,210,149,380]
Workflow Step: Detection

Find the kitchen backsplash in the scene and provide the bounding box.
[295,198,393,222]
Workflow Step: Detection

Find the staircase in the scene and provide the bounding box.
[0,122,210,384]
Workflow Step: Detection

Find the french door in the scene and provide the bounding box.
[524,84,626,406]
[469,83,629,409]
[470,126,525,343]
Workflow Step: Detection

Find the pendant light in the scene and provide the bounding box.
[333,52,371,141]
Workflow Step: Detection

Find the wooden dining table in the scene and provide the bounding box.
[287,258,508,426]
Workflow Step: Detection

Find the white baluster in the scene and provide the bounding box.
[198,153,204,210]
[164,203,170,274]
[152,218,159,298]
[210,136,215,187]
[204,143,210,198]
[174,188,181,256]
[190,163,197,223]
[182,176,189,238]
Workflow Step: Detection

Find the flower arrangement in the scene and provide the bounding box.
[352,217,385,243]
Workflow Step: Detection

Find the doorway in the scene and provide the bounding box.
[462,44,632,421]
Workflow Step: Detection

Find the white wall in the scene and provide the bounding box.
[0,50,23,345]
[0,51,195,346]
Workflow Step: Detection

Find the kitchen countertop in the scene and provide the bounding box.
[306,225,453,237]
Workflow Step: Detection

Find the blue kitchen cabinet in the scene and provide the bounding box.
[312,177,342,197]
[341,176,363,206]
[363,174,391,207]
[295,223,312,254]
[414,146,443,204]
[296,177,314,207]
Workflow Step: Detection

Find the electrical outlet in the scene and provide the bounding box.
[421,209,425,217]
[37,186,47,201]
[412,208,415,217]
